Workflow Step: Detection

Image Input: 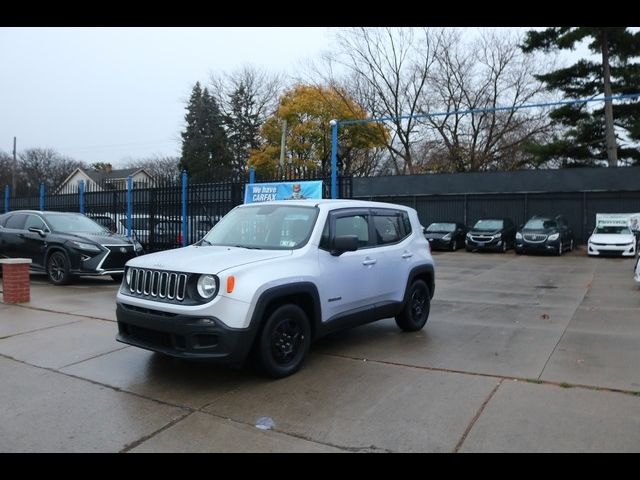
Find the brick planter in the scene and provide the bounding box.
[0,258,32,304]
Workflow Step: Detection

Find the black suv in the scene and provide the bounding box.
[0,210,143,285]
[465,218,516,253]
[515,215,574,255]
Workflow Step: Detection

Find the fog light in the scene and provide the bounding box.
[196,318,215,325]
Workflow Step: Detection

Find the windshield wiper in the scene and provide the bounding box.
[231,244,262,250]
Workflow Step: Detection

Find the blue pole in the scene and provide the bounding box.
[126,176,133,238]
[78,180,85,214]
[249,167,255,185]
[181,170,188,247]
[330,119,338,199]
[4,185,9,213]
[39,183,45,211]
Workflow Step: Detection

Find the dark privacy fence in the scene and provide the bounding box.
[4,166,637,248]
[352,167,640,244]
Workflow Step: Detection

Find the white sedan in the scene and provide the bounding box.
[587,225,637,257]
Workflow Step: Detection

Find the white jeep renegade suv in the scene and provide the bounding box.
[116,199,435,377]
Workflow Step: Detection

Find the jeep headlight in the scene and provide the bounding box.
[125,267,133,287]
[71,241,101,252]
[548,233,560,241]
[515,232,523,240]
[197,274,219,299]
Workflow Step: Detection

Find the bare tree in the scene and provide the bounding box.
[18,148,85,194]
[123,155,181,182]
[0,150,12,189]
[422,29,553,172]
[331,27,442,175]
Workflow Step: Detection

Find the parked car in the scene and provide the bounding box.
[515,215,574,255]
[465,218,516,253]
[424,222,467,251]
[116,199,435,378]
[588,224,637,257]
[0,210,143,284]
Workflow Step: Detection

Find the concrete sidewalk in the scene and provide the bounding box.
[1,252,639,452]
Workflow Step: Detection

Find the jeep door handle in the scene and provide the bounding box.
[401,252,413,258]
[362,258,377,266]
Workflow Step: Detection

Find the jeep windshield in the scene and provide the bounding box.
[202,204,319,250]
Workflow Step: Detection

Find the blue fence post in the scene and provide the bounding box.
[330,119,339,199]
[181,170,188,247]
[78,180,85,214]
[126,176,133,238]
[4,185,9,213]
[39,183,45,211]
[249,167,255,185]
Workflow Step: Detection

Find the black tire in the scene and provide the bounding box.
[556,242,563,256]
[450,240,457,252]
[258,304,311,378]
[47,251,72,285]
[395,279,431,332]
[569,239,574,252]
[501,241,507,253]
[111,274,124,283]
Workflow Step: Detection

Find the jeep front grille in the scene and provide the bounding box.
[128,268,188,302]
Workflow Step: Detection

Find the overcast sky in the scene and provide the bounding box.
[0,27,591,168]
[0,27,335,166]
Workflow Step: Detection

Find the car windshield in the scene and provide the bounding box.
[473,219,503,231]
[594,226,631,235]
[525,218,557,229]
[202,204,318,250]
[426,223,456,233]
[45,213,107,233]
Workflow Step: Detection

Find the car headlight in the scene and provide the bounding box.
[493,233,502,240]
[71,241,101,252]
[197,274,219,299]
[442,233,451,240]
[466,232,472,238]
[548,233,560,241]
[515,232,522,240]
[125,267,133,286]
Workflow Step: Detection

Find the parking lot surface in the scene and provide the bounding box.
[1,249,639,452]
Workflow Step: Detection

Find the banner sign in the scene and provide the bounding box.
[244,181,323,204]
[596,213,640,232]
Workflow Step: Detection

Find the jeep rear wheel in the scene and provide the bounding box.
[258,304,311,378]
[396,279,431,332]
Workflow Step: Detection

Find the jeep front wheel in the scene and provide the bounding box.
[396,279,431,331]
[258,304,311,378]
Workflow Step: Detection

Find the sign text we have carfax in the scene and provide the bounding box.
[244,181,323,204]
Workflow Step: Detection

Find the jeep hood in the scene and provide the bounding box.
[125,245,293,273]
[589,233,635,244]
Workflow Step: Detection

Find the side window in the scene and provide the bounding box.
[402,212,412,236]
[373,214,403,245]
[335,214,369,248]
[5,214,27,230]
[24,215,47,231]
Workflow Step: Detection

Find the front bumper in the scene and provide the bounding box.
[516,239,560,254]
[588,243,636,257]
[115,302,256,363]
[465,238,503,251]
[426,238,453,250]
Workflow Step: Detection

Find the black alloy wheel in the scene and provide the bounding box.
[396,279,431,331]
[258,304,311,378]
[47,251,72,285]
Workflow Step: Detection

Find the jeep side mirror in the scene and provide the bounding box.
[331,235,359,256]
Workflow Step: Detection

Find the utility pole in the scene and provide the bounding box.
[279,119,287,168]
[12,137,17,193]
[602,30,618,167]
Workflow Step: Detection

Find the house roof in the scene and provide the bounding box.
[58,167,153,190]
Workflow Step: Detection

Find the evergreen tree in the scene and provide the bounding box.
[225,82,261,177]
[180,82,233,182]
[522,27,640,167]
